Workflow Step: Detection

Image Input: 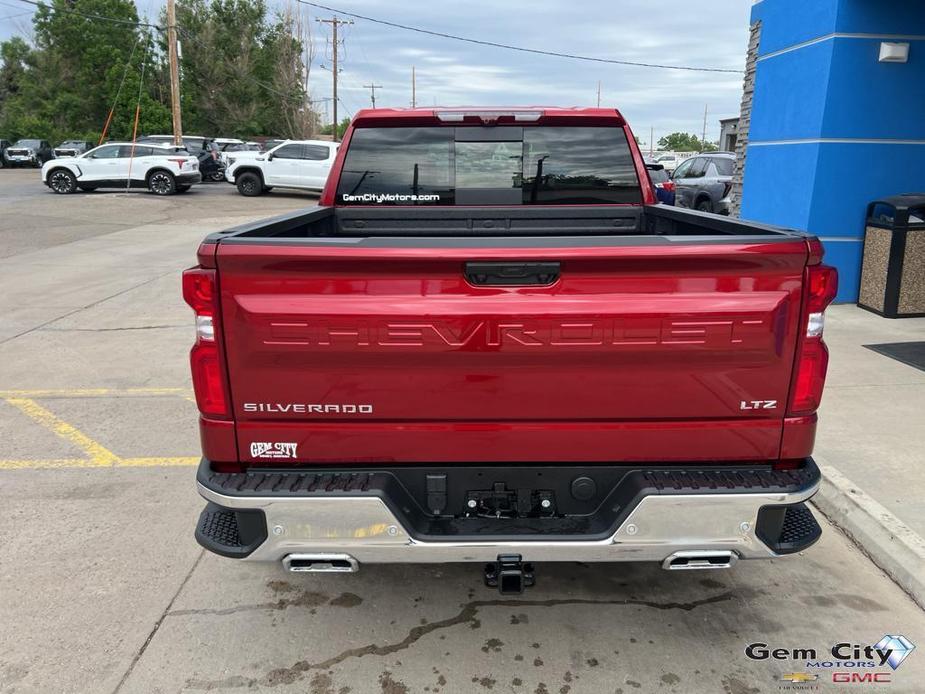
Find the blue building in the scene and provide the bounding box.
[739,0,925,302]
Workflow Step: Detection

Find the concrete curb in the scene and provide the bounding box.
[811,458,925,611]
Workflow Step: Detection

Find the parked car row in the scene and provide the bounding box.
[12,133,732,208]
[1,138,97,166]
[8,132,343,200]
[26,134,339,198]
[645,152,735,215]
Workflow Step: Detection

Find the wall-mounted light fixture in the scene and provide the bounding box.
[879,42,910,63]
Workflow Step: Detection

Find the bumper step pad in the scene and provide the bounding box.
[195,503,267,558]
[756,502,822,555]
[198,506,242,548]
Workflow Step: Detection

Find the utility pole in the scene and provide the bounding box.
[650,126,654,158]
[411,65,416,108]
[166,0,182,145]
[701,104,708,152]
[317,15,353,141]
[363,83,382,108]
[596,81,601,108]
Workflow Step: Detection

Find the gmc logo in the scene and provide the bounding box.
[266,317,768,350]
[833,672,891,683]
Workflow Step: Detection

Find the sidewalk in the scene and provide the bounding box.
[816,305,925,538]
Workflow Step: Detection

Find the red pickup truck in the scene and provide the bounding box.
[185,107,836,593]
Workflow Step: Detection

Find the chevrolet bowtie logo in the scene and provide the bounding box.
[780,673,818,683]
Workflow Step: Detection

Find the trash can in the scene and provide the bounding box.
[858,194,925,318]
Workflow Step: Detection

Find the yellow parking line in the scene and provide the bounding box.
[5,397,121,466]
[0,458,97,470]
[122,456,199,467]
[0,387,191,399]
[0,389,201,470]
[0,457,200,470]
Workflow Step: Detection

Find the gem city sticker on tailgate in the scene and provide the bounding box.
[250,442,298,459]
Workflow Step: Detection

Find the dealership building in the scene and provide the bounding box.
[735,0,925,302]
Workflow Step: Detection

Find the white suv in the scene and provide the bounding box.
[42,142,201,195]
[225,139,337,196]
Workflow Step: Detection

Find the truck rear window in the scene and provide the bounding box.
[336,126,642,206]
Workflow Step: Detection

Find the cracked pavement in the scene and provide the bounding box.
[1,169,924,694]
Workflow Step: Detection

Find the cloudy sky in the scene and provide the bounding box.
[1,0,752,146]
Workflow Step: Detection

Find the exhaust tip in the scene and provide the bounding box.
[662,550,737,571]
[283,553,359,573]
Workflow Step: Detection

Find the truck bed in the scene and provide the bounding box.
[205,202,802,241]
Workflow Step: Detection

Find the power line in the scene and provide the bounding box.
[336,96,353,119]
[295,0,743,74]
[11,0,162,29]
[0,9,32,19]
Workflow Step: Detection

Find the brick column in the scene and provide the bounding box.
[730,20,760,218]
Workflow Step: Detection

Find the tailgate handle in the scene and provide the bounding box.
[465,261,560,286]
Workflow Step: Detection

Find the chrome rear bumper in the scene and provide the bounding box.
[196,466,821,565]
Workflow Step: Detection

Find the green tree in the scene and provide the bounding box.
[0,38,31,110]
[657,132,718,152]
[0,0,315,142]
[320,117,351,137]
[0,0,169,142]
[169,0,314,138]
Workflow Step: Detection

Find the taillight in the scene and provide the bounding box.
[788,258,838,416]
[662,181,675,192]
[721,182,733,199]
[182,267,229,418]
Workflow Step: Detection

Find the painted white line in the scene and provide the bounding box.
[759,32,925,61]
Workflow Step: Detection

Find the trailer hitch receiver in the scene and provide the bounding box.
[484,554,535,594]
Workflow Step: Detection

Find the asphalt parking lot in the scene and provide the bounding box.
[2,168,924,694]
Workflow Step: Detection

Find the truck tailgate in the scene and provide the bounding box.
[215,238,808,464]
